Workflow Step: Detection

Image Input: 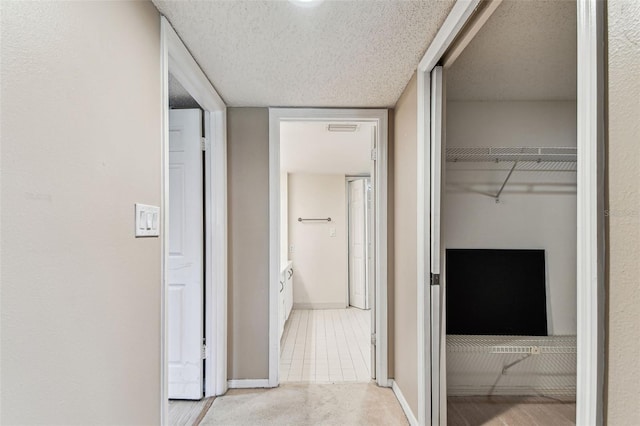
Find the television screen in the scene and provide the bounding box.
[446,249,548,336]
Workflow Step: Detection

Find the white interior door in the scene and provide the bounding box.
[365,179,372,312]
[349,179,368,310]
[168,109,204,400]
[430,66,446,426]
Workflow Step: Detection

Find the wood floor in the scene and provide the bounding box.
[280,308,372,383]
[448,396,576,426]
[169,397,215,426]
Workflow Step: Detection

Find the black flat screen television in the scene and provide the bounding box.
[446,249,548,336]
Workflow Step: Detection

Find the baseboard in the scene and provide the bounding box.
[227,379,271,389]
[293,303,347,310]
[391,380,418,426]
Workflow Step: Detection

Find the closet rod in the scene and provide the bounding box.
[298,217,332,222]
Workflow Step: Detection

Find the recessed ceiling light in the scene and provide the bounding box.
[327,123,359,132]
[288,0,324,8]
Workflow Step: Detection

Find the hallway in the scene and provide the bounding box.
[280,308,371,383]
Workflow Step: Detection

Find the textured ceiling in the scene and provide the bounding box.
[281,121,373,175]
[169,73,201,109]
[447,0,577,101]
[152,0,455,107]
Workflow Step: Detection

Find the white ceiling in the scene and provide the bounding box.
[280,121,373,175]
[447,0,577,101]
[152,0,455,107]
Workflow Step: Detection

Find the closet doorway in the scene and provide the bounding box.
[420,1,587,425]
[268,109,389,387]
[160,18,228,424]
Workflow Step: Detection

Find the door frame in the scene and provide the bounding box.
[416,0,605,425]
[268,108,389,387]
[160,17,228,424]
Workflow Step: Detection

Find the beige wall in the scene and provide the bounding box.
[0,1,162,424]
[393,73,419,417]
[227,108,270,380]
[606,1,640,424]
[288,173,348,308]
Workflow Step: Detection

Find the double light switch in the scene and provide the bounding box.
[135,203,160,237]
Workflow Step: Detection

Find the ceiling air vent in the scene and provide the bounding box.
[327,123,359,132]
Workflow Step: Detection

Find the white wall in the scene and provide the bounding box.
[445,101,577,335]
[288,173,347,309]
[1,2,162,423]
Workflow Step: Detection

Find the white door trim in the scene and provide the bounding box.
[575,0,605,424]
[416,0,605,425]
[268,108,389,388]
[417,0,480,74]
[160,17,228,425]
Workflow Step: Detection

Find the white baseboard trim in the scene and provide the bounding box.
[227,379,271,389]
[391,380,418,426]
[293,303,347,310]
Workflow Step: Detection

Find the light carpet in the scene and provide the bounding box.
[200,382,409,425]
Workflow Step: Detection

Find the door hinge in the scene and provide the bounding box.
[371,333,377,346]
[201,342,207,360]
[430,273,440,286]
[201,137,209,151]
[370,148,377,161]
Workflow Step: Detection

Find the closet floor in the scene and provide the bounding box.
[448,396,576,426]
[280,308,371,383]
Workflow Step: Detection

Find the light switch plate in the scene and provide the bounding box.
[135,203,160,237]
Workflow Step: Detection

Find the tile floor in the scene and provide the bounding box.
[280,308,372,383]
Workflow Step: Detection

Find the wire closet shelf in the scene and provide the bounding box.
[446,146,577,172]
[446,146,577,202]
